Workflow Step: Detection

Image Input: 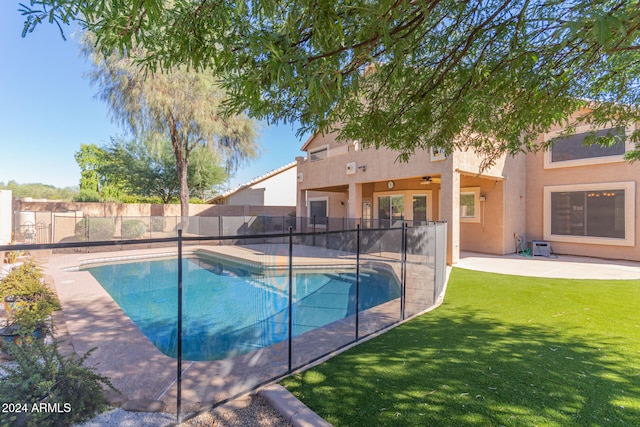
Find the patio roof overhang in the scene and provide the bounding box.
[455,168,507,181]
[304,184,349,192]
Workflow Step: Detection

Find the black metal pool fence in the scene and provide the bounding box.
[1,219,447,424]
[13,213,436,244]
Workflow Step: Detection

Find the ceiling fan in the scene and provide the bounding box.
[420,176,441,185]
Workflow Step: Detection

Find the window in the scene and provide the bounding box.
[551,127,625,162]
[460,187,481,223]
[430,146,447,161]
[309,146,328,161]
[362,201,372,228]
[378,195,404,227]
[544,124,635,169]
[544,182,635,246]
[413,195,427,224]
[551,190,625,238]
[308,197,328,226]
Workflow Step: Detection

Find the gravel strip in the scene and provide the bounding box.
[75,409,175,427]
[76,395,291,427]
[182,395,291,427]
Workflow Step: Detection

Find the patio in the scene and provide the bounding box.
[456,251,640,280]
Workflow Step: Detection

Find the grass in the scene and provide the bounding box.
[281,268,640,426]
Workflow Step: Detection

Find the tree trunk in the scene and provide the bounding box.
[177,156,190,219]
[168,112,190,223]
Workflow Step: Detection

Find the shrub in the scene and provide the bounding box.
[74,189,102,202]
[5,249,21,264]
[0,261,60,337]
[150,216,166,232]
[121,219,147,239]
[0,340,117,427]
[119,194,164,204]
[74,218,115,242]
[249,216,268,234]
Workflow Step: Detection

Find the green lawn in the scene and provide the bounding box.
[282,268,640,426]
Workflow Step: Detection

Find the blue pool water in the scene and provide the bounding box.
[82,255,400,361]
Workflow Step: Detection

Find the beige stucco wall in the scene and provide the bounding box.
[502,154,528,254]
[457,152,527,256]
[227,188,265,205]
[459,176,504,254]
[226,165,298,206]
[298,190,348,219]
[11,200,296,243]
[299,119,640,262]
[13,200,294,218]
[299,131,452,191]
[0,190,11,245]
[253,166,298,206]
[521,107,639,261]
[525,148,640,261]
[298,131,528,262]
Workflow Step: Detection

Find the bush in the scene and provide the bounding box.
[0,340,117,427]
[249,216,269,234]
[74,218,115,242]
[121,219,148,239]
[0,261,60,337]
[74,189,102,202]
[150,216,166,232]
[119,194,164,204]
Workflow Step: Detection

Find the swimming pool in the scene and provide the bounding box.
[82,254,401,361]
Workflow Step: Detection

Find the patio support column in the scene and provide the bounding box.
[440,171,460,264]
[347,182,362,223]
[297,189,307,218]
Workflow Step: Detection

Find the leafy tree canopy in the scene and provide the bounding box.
[20,1,640,164]
[74,138,228,203]
[79,32,258,216]
[75,143,109,194]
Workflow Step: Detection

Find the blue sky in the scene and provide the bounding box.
[0,2,309,192]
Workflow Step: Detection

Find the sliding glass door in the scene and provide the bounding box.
[378,195,404,227]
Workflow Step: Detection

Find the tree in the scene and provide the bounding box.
[74,138,228,203]
[187,145,229,200]
[19,1,640,165]
[101,137,180,204]
[74,144,102,193]
[77,33,258,216]
[74,143,125,202]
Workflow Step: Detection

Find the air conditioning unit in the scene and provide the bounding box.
[529,240,551,257]
[297,172,304,182]
[346,162,356,175]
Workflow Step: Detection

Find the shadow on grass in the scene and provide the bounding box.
[284,309,640,426]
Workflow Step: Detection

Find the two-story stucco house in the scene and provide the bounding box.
[296,111,638,264]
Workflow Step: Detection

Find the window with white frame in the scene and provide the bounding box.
[544,124,635,169]
[460,187,481,223]
[377,195,404,228]
[309,145,328,161]
[308,197,328,226]
[412,195,428,224]
[544,182,635,246]
[430,146,447,161]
